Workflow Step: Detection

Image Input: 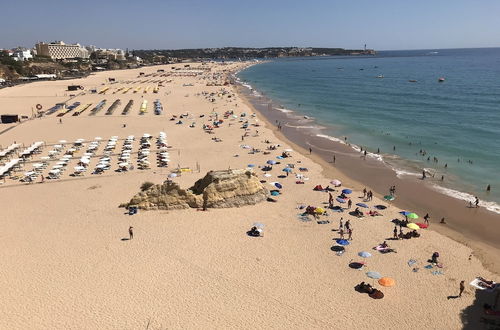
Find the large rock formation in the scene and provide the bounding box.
[123,169,268,210]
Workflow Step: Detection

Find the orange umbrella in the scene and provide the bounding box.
[378,277,395,287]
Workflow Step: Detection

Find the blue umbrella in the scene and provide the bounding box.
[274,183,283,189]
[267,160,276,165]
[366,271,382,279]
[247,164,255,168]
[342,189,352,194]
[356,203,369,208]
[336,197,347,203]
[400,211,411,216]
[336,239,350,246]
[358,251,372,258]
[282,167,292,172]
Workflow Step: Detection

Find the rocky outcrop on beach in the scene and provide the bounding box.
[122,169,268,210]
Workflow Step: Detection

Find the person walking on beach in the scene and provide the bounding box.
[348,228,353,240]
[487,184,491,192]
[309,147,312,154]
[459,280,465,297]
[475,196,480,208]
[328,192,334,208]
[345,219,351,231]
[393,226,398,239]
[347,199,352,209]
[339,228,344,239]
[128,226,134,240]
[363,188,367,199]
[422,170,426,179]
[339,218,343,231]
[424,213,430,226]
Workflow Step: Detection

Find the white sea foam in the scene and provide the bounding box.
[394,169,421,178]
[316,134,346,145]
[285,123,323,129]
[274,107,294,113]
[432,185,500,215]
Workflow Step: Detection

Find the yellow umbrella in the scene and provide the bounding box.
[315,207,325,214]
[407,223,419,230]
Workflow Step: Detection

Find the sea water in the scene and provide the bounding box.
[237,48,500,213]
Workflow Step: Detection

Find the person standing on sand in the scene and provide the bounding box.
[363,188,367,199]
[128,226,134,240]
[393,226,398,239]
[309,147,312,154]
[422,170,426,179]
[339,218,343,231]
[345,219,351,231]
[339,228,344,239]
[459,280,465,297]
[333,155,336,163]
[328,192,334,208]
[347,199,352,209]
[348,228,353,240]
[424,213,430,225]
[475,196,480,208]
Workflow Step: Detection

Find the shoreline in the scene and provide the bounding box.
[234,65,500,276]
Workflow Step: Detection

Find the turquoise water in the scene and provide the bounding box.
[238,48,500,212]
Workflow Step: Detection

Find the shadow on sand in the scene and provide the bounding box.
[460,287,500,329]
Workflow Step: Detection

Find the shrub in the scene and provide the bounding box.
[140,181,155,191]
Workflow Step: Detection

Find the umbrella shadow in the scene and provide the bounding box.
[447,295,460,300]
[460,287,498,329]
[121,237,130,241]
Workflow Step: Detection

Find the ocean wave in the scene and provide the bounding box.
[274,107,294,113]
[432,185,500,215]
[285,123,324,129]
[394,169,421,178]
[316,134,347,145]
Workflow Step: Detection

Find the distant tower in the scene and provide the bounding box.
[364,44,367,51]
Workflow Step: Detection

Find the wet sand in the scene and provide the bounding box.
[237,84,500,275]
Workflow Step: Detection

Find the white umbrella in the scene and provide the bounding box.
[168,173,177,178]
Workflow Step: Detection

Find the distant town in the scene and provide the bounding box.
[0,41,375,84]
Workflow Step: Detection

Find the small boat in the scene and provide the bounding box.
[438,77,445,82]
[304,116,310,119]
[409,80,417,83]
[376,75,384,78]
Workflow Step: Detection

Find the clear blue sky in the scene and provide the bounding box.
[1,0,499,50]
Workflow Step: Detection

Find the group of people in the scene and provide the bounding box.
[338,218,353,240]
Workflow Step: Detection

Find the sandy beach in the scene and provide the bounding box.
[1,62,499,329]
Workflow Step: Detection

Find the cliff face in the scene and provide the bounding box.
[123,169,268,210]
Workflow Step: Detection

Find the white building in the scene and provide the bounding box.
[35,41,89,60]
[12,50,33,61]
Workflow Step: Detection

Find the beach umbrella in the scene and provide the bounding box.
[416,222,428,229]
[331,246,345,252]
[358,251,372,258]
[168,173,177,178]
[282,167,292,173]
[366,271,382,279]
[315,207,325,214]
[264,173,272,177]
[349,262,365,269]
[342,189,352,194]
[330,179,342,186]
[336,197,347,203]
[384,195,395,201]
[375,205,387,210]
[408,213,419,219]
[378,277,395,287]
[336,239,350,246]
[407,223,419,230]
[274,182,283,189]
[284,148,293,152]
[356,203,369,208]
[247,164,255,168]
[267,160,277,165]
[331,206,344,212]
[399,211,411,216]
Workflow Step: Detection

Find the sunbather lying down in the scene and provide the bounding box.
[477,277,497,289]
[355,282,384,299]
[247,226,262,237]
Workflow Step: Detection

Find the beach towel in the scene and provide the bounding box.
[424,264,433,269]
[431,271,444,275]
[317,220,330,224]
